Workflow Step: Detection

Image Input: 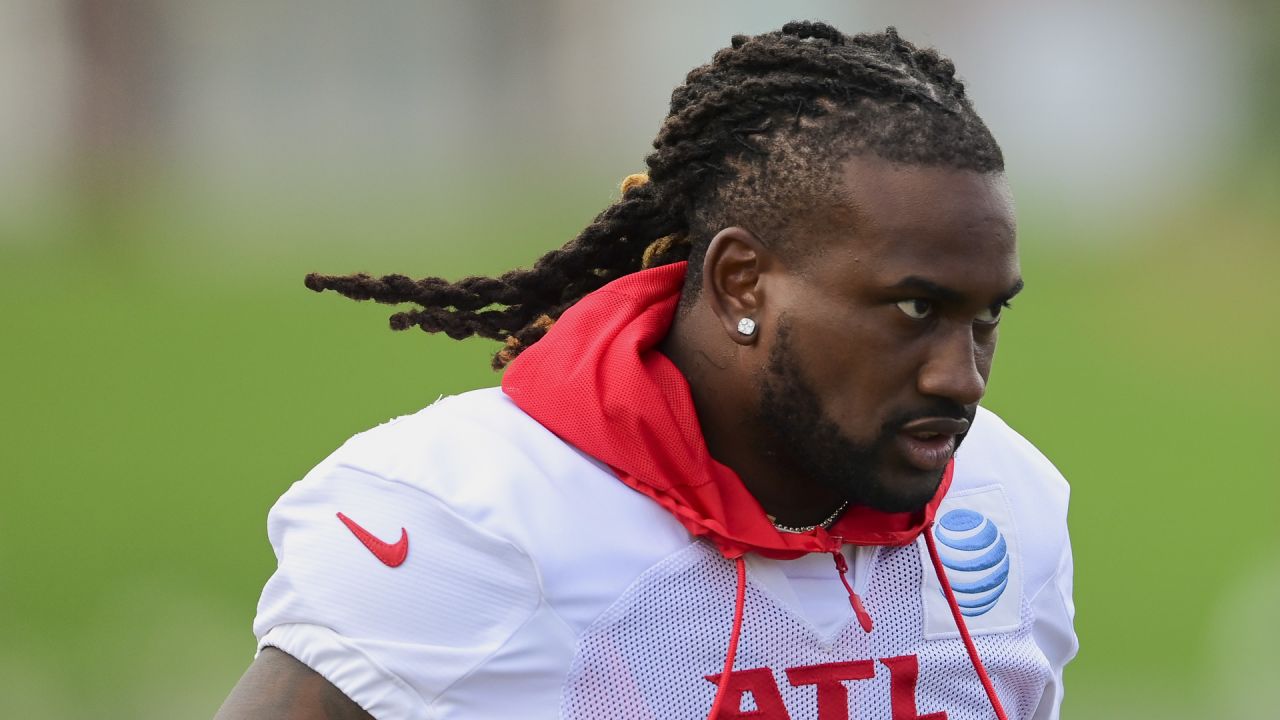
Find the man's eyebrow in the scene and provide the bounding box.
[889,276,1025,304]
[888,276,963,303]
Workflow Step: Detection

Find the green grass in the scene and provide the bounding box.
[1,187,1275,718]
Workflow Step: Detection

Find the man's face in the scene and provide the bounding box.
[753,155,1021,513]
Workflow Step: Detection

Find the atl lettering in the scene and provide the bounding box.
[704,654,947,720]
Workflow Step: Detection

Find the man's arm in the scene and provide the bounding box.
[215,648,373,720]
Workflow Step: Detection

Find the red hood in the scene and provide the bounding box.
[502,262,951,559]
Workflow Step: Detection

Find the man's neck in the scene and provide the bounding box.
[661,312,846,527]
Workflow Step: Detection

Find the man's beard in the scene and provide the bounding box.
[756,326,974,513]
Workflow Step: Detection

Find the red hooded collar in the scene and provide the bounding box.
[502,262,951,559]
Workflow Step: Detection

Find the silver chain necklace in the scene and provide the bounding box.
[769,500,851,534]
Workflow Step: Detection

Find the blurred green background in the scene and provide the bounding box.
[2,2,1277,718]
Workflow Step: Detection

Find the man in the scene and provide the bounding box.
[217,21,1076,720]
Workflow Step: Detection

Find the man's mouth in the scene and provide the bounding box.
[895,417,969,472]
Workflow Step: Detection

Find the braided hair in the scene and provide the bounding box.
[305,21,1004,370]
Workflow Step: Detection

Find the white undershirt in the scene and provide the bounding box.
[748,544,868,640]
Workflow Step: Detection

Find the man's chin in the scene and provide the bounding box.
[854,466,946,513]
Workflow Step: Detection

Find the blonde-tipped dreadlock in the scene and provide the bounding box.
[493,314,555,370]
[619,173,650,195]
[624,173,690,269]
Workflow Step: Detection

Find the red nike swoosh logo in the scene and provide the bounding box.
[336,512,409,567]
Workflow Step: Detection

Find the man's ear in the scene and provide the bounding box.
[701,227,770,346]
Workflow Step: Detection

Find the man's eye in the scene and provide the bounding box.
[896,299,933,319]
[975,303,1008,326]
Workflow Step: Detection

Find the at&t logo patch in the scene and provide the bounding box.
[934,509,1009,616]
[919,486,1023,638]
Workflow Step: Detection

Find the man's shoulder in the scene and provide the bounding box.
[337,386,570,471]
[276,387,692,635]
[299,386,689,567]
[320,387,608,501]
[957,406,1069,500]
[946,406,1071,596]
[313,386,642,525]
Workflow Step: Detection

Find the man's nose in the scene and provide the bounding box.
[917,324,986,407]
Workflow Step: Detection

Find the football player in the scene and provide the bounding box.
[218,21,1075,720]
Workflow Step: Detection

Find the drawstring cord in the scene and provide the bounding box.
[707,556,748,720]
[924,522,1010,720]
[707,552,874,718]
[831,551,875,633]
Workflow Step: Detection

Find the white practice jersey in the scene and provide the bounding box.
[253,388,1076,719]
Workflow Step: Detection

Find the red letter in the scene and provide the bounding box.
[880,655,947,720]
[704,667,792,719]
[784,660,875,720]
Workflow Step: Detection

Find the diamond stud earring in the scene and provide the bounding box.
[736,318,757,336]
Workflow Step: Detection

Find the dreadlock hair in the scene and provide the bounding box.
[304,21,1004,370]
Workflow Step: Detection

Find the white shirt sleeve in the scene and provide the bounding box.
[1028,527,1078,720]
[253,453,541,720]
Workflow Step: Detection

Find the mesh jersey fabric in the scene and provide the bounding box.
[252,387,1076,719]
[563,543,1046,720]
